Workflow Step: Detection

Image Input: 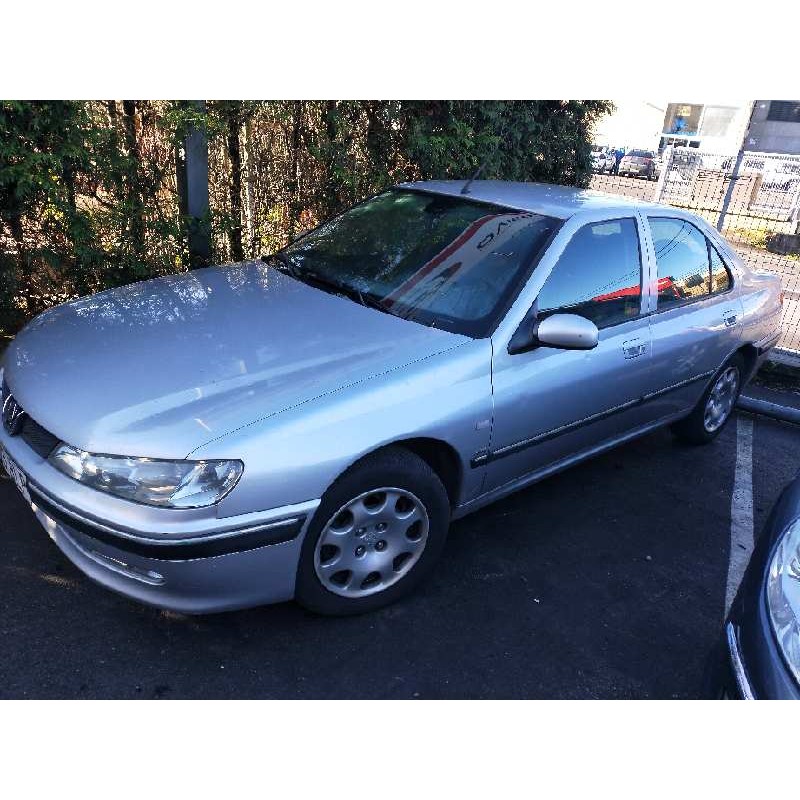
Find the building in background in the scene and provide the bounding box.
[658,101,800,156]
[597,100,800,158]
[747,101,800,154]
[658,102,750,154]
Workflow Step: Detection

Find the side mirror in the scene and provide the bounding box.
[508,312,599,354]
[537,313,599,350]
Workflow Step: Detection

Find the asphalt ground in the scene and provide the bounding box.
[1,405,798,699]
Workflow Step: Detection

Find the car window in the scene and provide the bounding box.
[650,217,732,306]
[709,241,732,294]
[536,218,642,329]
[650,217,712,308]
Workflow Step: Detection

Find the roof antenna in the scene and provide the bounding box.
[460,159,489,195]
[460,106,512,195]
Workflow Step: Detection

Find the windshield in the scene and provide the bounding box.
[274,189,559,337]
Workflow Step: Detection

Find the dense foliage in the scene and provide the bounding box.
[0,100,611,333]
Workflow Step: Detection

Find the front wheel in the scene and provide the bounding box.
[295,447,451,615]
[671,355,744,445]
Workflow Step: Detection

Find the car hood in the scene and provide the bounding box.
[3,262,467,458]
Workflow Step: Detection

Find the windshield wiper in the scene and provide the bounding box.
[349,286,393,315]
[306,272,392,315]
[262,251,298,276]
[264,255,392,315]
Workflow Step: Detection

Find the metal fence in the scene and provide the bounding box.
[590,147,800,352]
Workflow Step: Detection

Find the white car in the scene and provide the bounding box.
[591,146,616,174]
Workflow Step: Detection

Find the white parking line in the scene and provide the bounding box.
[725,414,754,615]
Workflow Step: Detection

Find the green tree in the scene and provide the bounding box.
[0,100,612,334]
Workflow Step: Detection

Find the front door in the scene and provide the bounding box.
[485,215,656,493]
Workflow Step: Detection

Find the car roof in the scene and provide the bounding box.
[396,180,671,221]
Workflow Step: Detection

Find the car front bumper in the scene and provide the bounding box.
[30,484,317,614]
[1,419,320,614]
[709,618,799,700]
[721,622,755,699]
[707,566,800,699]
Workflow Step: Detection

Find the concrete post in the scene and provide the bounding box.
[177,101,211,268]
[790,181,800,235]
[717,102,756,232]
[652,146,674,203]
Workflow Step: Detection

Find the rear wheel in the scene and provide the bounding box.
[671,355,744,445]
[295,447,450,615]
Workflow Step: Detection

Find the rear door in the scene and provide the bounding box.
[641,213,743,419]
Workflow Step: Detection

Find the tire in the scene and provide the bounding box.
[671,354,745,445]
[295,446,451,615]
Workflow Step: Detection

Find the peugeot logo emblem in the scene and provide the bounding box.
[2,393,26,436]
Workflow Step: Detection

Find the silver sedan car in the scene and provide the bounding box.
[0,181,783,615]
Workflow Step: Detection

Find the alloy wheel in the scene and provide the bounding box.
[704,366,739,433]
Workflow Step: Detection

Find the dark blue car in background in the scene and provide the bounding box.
[710,473,800,699]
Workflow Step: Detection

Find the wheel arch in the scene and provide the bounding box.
[734,343,759,383]
[334,436,464,510]
[390,437,463,509]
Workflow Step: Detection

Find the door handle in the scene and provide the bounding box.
[622,338,647,359]
[723,310,738,327]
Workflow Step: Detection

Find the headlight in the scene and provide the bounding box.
[766,518,800,683]
[48,444,243,509]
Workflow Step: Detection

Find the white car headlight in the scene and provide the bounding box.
[48,444,243,509]
[766,518,800,683]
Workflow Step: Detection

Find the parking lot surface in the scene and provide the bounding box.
[1,410,798,699]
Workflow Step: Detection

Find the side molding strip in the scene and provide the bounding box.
[471,370,715,467]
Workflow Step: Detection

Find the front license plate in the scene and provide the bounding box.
[1,446,32,504]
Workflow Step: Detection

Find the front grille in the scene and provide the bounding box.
[2,375,60,458]
[20,416,60,458]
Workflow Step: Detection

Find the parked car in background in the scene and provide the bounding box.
[708,472,800,699]
[591,145,616,174]
[619,149,660,180]
[0,182,783,616]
